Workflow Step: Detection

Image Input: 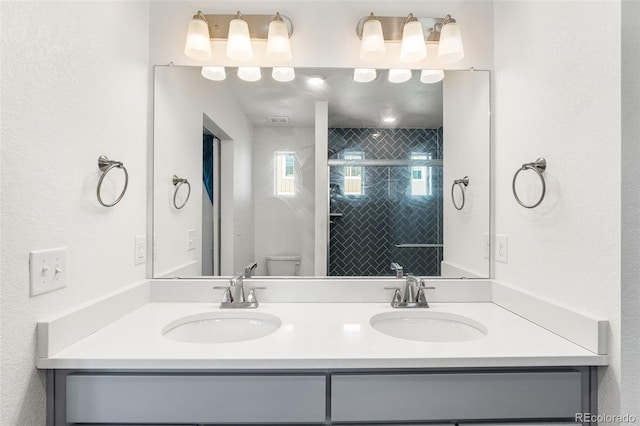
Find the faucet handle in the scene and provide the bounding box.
[246,288,257,303]
[221,288,233,303]
[416,287,429,307]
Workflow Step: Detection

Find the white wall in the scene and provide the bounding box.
[253,126,315,275]
[149,0,494,70]
[442,70,491,278]
[493,0,621,415]
[0,2,150,424]
[621,0,640,417]
[154,66,255,277]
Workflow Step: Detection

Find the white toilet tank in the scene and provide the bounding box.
[266,255,301,276]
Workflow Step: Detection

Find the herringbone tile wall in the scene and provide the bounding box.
[328,128,443,276]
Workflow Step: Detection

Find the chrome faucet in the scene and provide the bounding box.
[389,275,435,308]
[244,262,258,278]
[390,262,404,279]
[215,274,262,309]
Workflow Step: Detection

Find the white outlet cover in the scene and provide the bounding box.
[187,229,196,251]
[496,234,508,263]
[29,247,67,296]
[135,235,146,265]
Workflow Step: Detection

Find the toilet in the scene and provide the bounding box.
[266,255,301,276]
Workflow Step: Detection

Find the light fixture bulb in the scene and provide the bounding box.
[201,66,226,81]
[437,15,464,64]
[184,12,212,60]
[360,14,386,62]
[226,13,253,61]
[388,69,412,83]
[237,67,261,82]
[400,15,427,63]
[266,13,292,62]
[272,67,295,82]
[383,117,396,123]
[353,68,377,83]
[420,69,444,84]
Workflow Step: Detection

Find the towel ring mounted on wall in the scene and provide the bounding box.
[451,176,469,210]
[97,155,129,207]
[172,175,191,210]
[512,157,547,209]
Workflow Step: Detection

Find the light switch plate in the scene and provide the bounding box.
[187,229,196,251]
[135,235,146,265]
[496,234,508,263]
[29,247,67,296]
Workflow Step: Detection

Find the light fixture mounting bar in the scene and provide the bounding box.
[356,16,443,42]
[203,14,294,40]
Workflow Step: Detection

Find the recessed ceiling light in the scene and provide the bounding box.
[307,75,326,86]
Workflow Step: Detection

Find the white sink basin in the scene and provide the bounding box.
[370,311,487,343]
[162,311,281,344]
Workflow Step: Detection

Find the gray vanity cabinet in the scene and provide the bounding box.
[47,367,596,426]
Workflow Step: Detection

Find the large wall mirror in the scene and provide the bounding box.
[153,66,490,279]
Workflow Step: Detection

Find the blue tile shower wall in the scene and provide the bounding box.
[328,128,443,277]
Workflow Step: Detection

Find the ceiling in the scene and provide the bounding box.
[221,67,443,129]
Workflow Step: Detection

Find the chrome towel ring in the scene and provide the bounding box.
[451,176,469,210]
[172,175,191,209]
[512,157,547,209]
[97,155,128,207]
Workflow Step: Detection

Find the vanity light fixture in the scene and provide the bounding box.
[201,66,227,81]
[227,12,253,61]
[383,117,396,124]
[437,15,464,64]
[400,14,427,63]
[353,68,377,83]
[184,11,212,60]
[237,66,261,82]
[272,67,295,82]
[420,69,444,84]
[307,75,326,87]
[266,13,293,62]
[388,69,412,83]
[359,13,386,62]
[355,13,464,65]
[184,11,294,62]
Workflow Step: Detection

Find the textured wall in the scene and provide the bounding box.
[493,0,621,415]
[328,128,443,276]
[1,2,150,424]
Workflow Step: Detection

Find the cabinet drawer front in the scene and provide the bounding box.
[66,374,326,424]
[331,372,582,422]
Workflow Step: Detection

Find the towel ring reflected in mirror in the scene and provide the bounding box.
[512,157,547,209]
[97,155,129,208]
[451,176,469,210]
[172,175,191,210]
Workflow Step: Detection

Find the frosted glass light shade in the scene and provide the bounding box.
[201,66,226,81]
[272,67,295,82]
[267,19,292,62]
[400,19,427,63]
[184,16,212,60]
[226,18,253,61]
[388,69,412,83]
[360,18,386,62]
[438,19,464,64]
[238,67,261,82]
[353,68,377,83]
[420,69,444,84]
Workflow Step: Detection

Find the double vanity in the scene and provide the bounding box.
[37,278,607,425]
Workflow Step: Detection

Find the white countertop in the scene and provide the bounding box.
[36,302,607,370]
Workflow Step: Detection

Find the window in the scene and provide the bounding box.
[410,153,433,196]
[275,152,295,195]
[344,152,364,195]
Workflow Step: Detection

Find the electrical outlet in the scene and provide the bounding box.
[29,247,67,296]
[187,229,196,251]
[496,234,508,263]
[483,233,490,259]
[135,235,146,265]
